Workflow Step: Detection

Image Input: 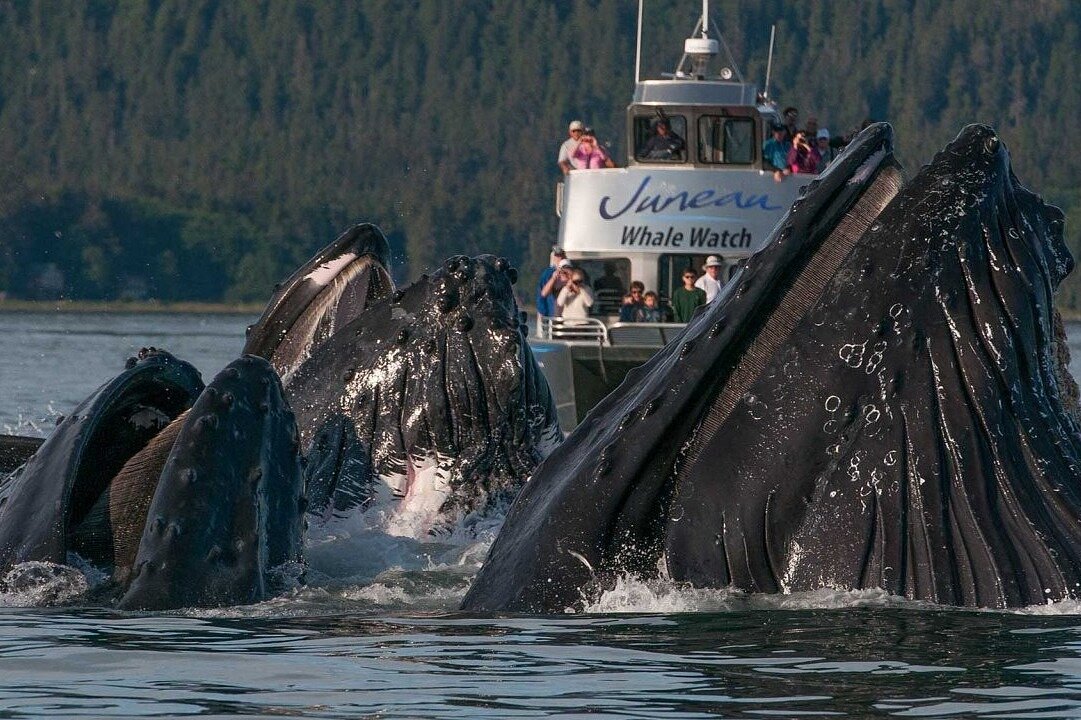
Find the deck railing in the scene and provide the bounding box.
[536,317,687,347]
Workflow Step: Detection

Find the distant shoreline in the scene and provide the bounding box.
[0,299,262,315]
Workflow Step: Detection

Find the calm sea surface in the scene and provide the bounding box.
[4,310,1081,719]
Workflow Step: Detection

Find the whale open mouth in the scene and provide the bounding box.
[462,123,1077,613]
[243,223,394,383]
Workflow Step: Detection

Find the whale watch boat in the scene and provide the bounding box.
[535,2,815,430]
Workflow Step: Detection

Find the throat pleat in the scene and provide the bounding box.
[682,168,905,474]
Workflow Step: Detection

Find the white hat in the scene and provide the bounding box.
[704,255,723,268]
[816,128,830,140]
[568,120,585,131]
[557,258,573,268]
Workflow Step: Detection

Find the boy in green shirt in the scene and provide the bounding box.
[671,269,707,323]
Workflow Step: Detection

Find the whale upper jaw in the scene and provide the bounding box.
[243,222,394,383]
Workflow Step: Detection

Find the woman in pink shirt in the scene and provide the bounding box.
[571,128,615,169]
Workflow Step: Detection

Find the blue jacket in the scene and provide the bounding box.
[536,266,558,316]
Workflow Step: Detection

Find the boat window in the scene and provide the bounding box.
[633,115,687,164]
[697,116,755,164]
[574,258,631,315]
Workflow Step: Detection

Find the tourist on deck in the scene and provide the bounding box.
[787,132,821,174]
[572,128,616,170]
[815,129,836,172]
[638,119,685,161]
[782,106,799,142]
[763,124,792,182]
[695,256,725,303]
[556,269,595,320]
[635,291,665,323]
[536,246,567,317]
[804,115,819,139]
[619,281,645,322]
[671,268,707,323]
[558,120,585,175]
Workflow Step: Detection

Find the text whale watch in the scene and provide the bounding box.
[537,1,817,431]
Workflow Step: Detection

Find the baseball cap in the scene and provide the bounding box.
[569,120,585,131]
[704,255,723,268]
[557,258,573,269]
[816,128,830,140]
[551,245,566,257]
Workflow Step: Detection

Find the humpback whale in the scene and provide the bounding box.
[0,349,304,609]
[0,228,557,606]
[462,123,1081,612]
[288,254,561,534]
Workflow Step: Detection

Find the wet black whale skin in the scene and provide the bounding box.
[463,123,1081,612]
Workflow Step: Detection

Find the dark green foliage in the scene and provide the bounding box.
[0,1,1078,305]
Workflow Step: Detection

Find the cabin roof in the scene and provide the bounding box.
[632,80,759,106]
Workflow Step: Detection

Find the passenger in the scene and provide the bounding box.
[538,251,569,316]
[571,128,616,169]
[782,106,799,142]
[804,115,819,139]
[763,123,792,183]
[556,269,595,320]
[593,262,625,295]
[638,119,685,161]
[815,128,836,172]
[787,132,821,174]
[558,120,585,175]
[671,268,707,323]
[619,281,645,322]
[635,291,665,323]
[695,256,725,303]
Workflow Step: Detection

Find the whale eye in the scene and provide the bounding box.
[393,289,406,303]
[984,135,999,154]
[396,328,409,344]
[245,324,253,337]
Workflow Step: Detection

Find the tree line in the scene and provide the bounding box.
[0,0,1078,306]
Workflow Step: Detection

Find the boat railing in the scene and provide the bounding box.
[538,316,610,344]
[537,317,687,347]
[607,322,686,346]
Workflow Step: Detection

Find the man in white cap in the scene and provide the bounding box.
[558,120,585,175]
[815,128,835,172]
[695,255,725,303]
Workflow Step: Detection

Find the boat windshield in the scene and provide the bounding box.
[633,115,688,163]
[697,115,755,164]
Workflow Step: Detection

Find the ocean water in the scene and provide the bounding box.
[4,310,1081,718]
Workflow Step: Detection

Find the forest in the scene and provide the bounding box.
[0,0,1079,307]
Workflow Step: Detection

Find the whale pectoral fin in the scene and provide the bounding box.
[118,356,304,611]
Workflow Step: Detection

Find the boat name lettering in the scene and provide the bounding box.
[599,176,781,220]
[620,225,752,249]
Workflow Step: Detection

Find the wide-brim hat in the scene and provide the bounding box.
[704,255,723,268]
[569,120,585,131]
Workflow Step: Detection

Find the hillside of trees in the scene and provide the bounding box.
[0,1,1079,306]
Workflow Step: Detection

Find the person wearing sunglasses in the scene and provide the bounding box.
[619,281,646,322]
[671,268,707,323]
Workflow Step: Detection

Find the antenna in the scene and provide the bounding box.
[763,24,776,100]
[635,0,644,83]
